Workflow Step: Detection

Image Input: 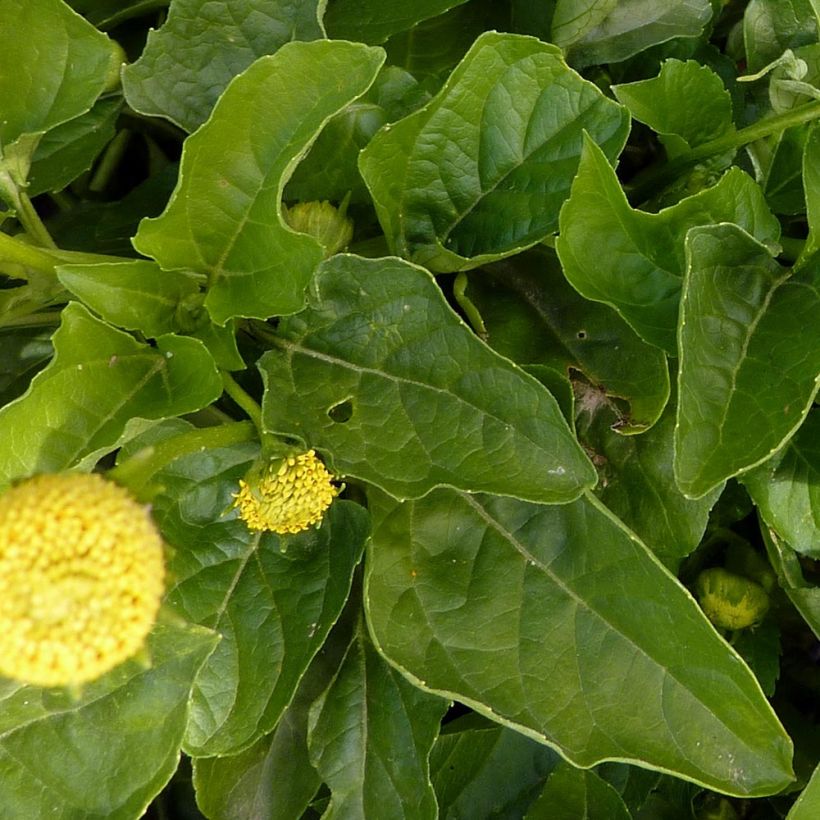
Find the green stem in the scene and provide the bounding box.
[108,421,256,498]
[627,100,820,204]
[17,191,57,249]
[0,310,61,329]
[0,231,59,274]
[90,129,131,193]
[221,370,264,432]
[453,272,488,339]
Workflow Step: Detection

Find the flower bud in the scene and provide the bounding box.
[284,201,353,258]
[696,567,769,631]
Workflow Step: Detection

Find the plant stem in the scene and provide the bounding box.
[221,370,264,432]
[0,231,60,274]
[627,100,820,204]
[90,129,131,193]
[453,272,488,339]
[16,191,57,249]
[109,420,256,498]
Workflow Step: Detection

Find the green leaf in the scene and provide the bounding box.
[133,41,385,324]
[465,247,670,433]
[576,394,722,570]
[0,303,222,490]
[365,488,794,797]
[803,124,820,262]
[0,0,117,176]
[323,0,470,44]
[358,31,629,273]
[762,126,810,216]
[0,327,52,406]
[731,620,781,697]
[260,254,595,504]
[612,59,734,150]
[556,137,781,353]
[430,716,559,818]
[307,621,449,819]
[122,0,325,132]
[0,619,217,819]
[551,0,713,68]
[763,524,820,637]
[525,761,631,820]
[150,442,370,756]
[675,225,820,498]
[743,411,820,557]
[27,97,120,197]
[788,761,820,818]
[57,260,202,338]
[744,0,818,73]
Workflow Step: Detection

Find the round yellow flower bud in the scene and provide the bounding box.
[0,473,165,688]
[232,450,339,534]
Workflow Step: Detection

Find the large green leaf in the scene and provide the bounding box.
[466,247,670,433]
[551,0,713,68]
[307,620,448,819]
[744,0,818,72]
[743,411,820,557]
[525,761,631,819]
[260,254,595,504]
[675,225,820,498]
[0,303,221,490]
[133,41,385,324]
[358,31,629,273]
[365,488,794,797]
[323,0,470,44]
[150,442,370,756]
[0,0,117,185]
[122,0,325,132]
[0,620,216,819]
[556,137,781,353]
[803,124,820,263]
[612,59,734,151]
[788,761,820,818]
[576,394,722,570]
[430,716,559,818]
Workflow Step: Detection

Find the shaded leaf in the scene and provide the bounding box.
[365,487,794,797]
[134,41,385,324]
[150,442,370,756]
[803,124,820,262]
[743,411,820,557]
[0,620,216,819]
[323,0,470,45]
[260,254,595,504]
[307,620,448,819]
[430,715,559,819]
[57,260,202,338]
[675,225,820,498]
[556,137,781,353]
[788,761,820,818]
[0,303,221,490]
[0,327,52,406]
[744,0,818,73]
[466,246,670,433]
[122,0,325,132]
[731,620,781,697]
[551,0,713,68]
[525,761,631,819]
[359,31,629,273]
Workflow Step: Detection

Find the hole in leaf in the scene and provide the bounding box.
[328,399,353,423]
[576,330,587,339]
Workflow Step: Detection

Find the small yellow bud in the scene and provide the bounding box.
[0,473,165,687]
[232,450,339,534]
[696,567,769,631]
[284,201,354,258]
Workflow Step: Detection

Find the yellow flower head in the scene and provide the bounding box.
[0,473,165,688]
[232,450,339,534]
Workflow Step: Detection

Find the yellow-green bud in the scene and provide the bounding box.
[696,567,769,631]
[103,40,127,93]
[284,201,353,258]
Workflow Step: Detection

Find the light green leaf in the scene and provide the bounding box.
[613,59,734,150]
[465,247,670,433]
[323,0,470,44]
[122,0,325,132]
[675,225,820,498]
[27,97,121,196]
[743,411,820,557]
[430,716,559,819]
[556,137,781,353]
[0,620,216,819]
[133,41,385,324]
[788,761,820,818]
[0,0,117,176]
[57,260,202,338]
[551,0,713,68]
[150,443,369,756]
[365,488,794,797]
[744,0,818,73]
[307,621,448,819]
[358,31,629,273]
[0,303,221,490]
[525,761,631,819]
[260,254,595,504]
[576,394,722,570]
